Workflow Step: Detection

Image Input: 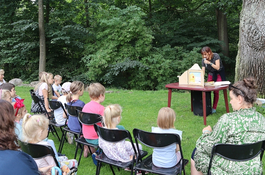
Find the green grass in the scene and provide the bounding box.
[17,86,265,175]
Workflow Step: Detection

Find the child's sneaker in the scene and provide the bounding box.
[67,132,74,144]
[212,108,216,114]
[92,152,98,166]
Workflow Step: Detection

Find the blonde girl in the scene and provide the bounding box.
[152,107,182,168]
[23,114,78,175]
[66,81,85,144]
[98,104,142,162]
[0,89,12,103]
[31,72,54,113]
[13,98,28,140]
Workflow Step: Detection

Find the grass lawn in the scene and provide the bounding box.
[17,86,265,175]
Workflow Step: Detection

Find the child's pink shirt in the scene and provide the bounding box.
[82,101,104,139]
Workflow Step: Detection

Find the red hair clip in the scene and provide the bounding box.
[14,98,25,116]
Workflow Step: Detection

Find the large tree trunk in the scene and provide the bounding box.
[235,0,265,95]
[216,9,229,57]
[39,0,46,75]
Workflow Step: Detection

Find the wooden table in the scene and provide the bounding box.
[165,83,229,125]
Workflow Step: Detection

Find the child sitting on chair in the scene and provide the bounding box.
[54,82,71,125]
[0,82,22,103]
[82,83,105,157]
[14,98,28,141]
[22,114,78,175]
[66,81,85,144]
[0,89,12,103]
[98,104,142,162]
[152,107,183,168]
[52,75,62,97]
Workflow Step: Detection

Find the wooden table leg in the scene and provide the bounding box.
[191,91,193,112]
[202,91,207,125]
[168,88,172,107]
[223,89,229,113]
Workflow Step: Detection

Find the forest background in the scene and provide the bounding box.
[0,0,242,90]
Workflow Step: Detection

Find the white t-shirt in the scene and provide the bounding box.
[54,95,67,125]
[52,84,62,95]
[38,83,48,96]
[152,127,182,168]
[0,79,6,85]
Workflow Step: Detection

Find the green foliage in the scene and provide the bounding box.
[82,5,153,82]
[0,0,240,90]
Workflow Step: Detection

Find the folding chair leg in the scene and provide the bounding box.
[74,143,80,160]
[58,130,66,153]
[53,127,61,142]
[96,161,102,175]
[59,127,67,142]
[77,145,84,165]
[109,165,115,175]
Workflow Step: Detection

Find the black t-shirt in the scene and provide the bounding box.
[201,53,224,74]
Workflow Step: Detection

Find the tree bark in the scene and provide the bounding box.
[216,9,229,57]
[148,0,152,18]
[38,0,46,75]
[84,0,89,27]
[235,0,265,95]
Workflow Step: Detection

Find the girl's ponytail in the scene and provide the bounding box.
[103,104,122,129]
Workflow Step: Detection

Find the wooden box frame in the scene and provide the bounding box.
[188,70,204,86]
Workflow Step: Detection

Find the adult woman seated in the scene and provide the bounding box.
[191,77,265,174]
[0,99,39,174]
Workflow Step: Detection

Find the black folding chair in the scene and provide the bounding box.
[29,89,61,142]
[19,140,78,174]
[19,140,60,167]
[207,141,265,175]
[58,103,83,153]
[133,128,188,175]
[94,124,148,175]
[49,100,68,141]
[74,111,102,165]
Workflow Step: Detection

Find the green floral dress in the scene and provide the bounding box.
[194,108,265,174]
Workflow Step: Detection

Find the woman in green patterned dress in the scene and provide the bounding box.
[191,77,265,175]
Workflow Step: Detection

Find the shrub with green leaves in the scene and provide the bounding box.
[82,6,203,90]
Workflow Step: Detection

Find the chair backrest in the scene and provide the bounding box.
[133,128,184,162]
[133,128,181,148]
[19,140,60,167]
[29,89,41,104]
[207,141,265,174]
[29,89,49,116]
[94,124,135,146]
[77,110,102,126]
[64,103,83,117]
[49,100,68,117]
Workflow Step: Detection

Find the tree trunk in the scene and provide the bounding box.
[216,9,229,57]
[148,0,152,18]
[84,0,89,27]
[38,0,46,75]
[235,0,265,95]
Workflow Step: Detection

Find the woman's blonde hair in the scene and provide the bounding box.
[66,81,84,102]
[0,89,11,102]
[22,114,49,143]
[157,107,176,129]
[35,72,53,91]
[104,104,122,129]
[87,83,105,99]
